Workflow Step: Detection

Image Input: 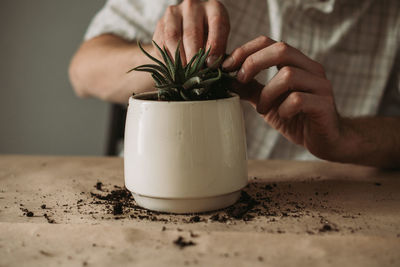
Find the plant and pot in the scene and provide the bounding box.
[124,41,248,213]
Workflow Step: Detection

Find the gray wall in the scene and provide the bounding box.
[0,0,110,155]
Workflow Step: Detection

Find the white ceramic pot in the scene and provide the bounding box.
[124,92,248,213]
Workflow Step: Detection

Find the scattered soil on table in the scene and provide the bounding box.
[19,204,57,223]
[82,180,343,234]
[87,184,264,223]
[89,186,141,217]
[15,177,353,235]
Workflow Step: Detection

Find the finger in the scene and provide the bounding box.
[256,66,332,114]
[204,0,230,65]
[162,5,186,63]
[222,35,275,71]
[277,92,332,121]
[238,42,326,83]
[181,0,205,62]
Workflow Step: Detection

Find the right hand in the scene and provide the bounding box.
[223,36,342,161]
[152,0,230,65]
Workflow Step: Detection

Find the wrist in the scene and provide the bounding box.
[325,116,400,168]
[324,117,364,164]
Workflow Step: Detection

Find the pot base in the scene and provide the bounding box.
[131,191,241,214]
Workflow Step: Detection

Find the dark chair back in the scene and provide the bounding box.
[106,104,127,156]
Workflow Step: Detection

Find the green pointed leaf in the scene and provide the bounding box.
[163,45,176,81]
[184,49,201,78]
[186,50,200,68]
[174,40,182,70]
[189,48,204,77]
[132,67,168,84]
[195,47,210,73]
[174,40,184,83]
[133,64,172,82]
[136,41,169,72]
[152,41,175,81]
[152,73,162,86]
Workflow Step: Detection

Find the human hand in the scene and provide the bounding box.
[222,36,343,160]
[152,0,230,65]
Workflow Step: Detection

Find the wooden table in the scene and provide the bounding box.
[0,155,399,267]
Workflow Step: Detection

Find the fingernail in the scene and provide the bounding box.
[222,56,234,69]
[205,55,218,66]
[237,68,245,82]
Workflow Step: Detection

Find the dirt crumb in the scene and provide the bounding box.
[96,182,103,190]
[190,231,199,238]
[319,224,338,233]
[39,250,53,257]
[189,215,201,223]
[44,213,56,224]
[173,236,196,249]
[113,202,123,215]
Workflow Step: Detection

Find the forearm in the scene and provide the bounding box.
[331,116,400,169]
[69,34,154,104]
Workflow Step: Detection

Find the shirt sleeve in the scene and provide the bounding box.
[84,0,179,43]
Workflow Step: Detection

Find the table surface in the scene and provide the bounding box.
[0,155,399,267]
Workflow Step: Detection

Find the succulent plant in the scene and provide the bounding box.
[128,40,233,101]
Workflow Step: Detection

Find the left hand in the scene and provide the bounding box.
[222,36,342,160]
